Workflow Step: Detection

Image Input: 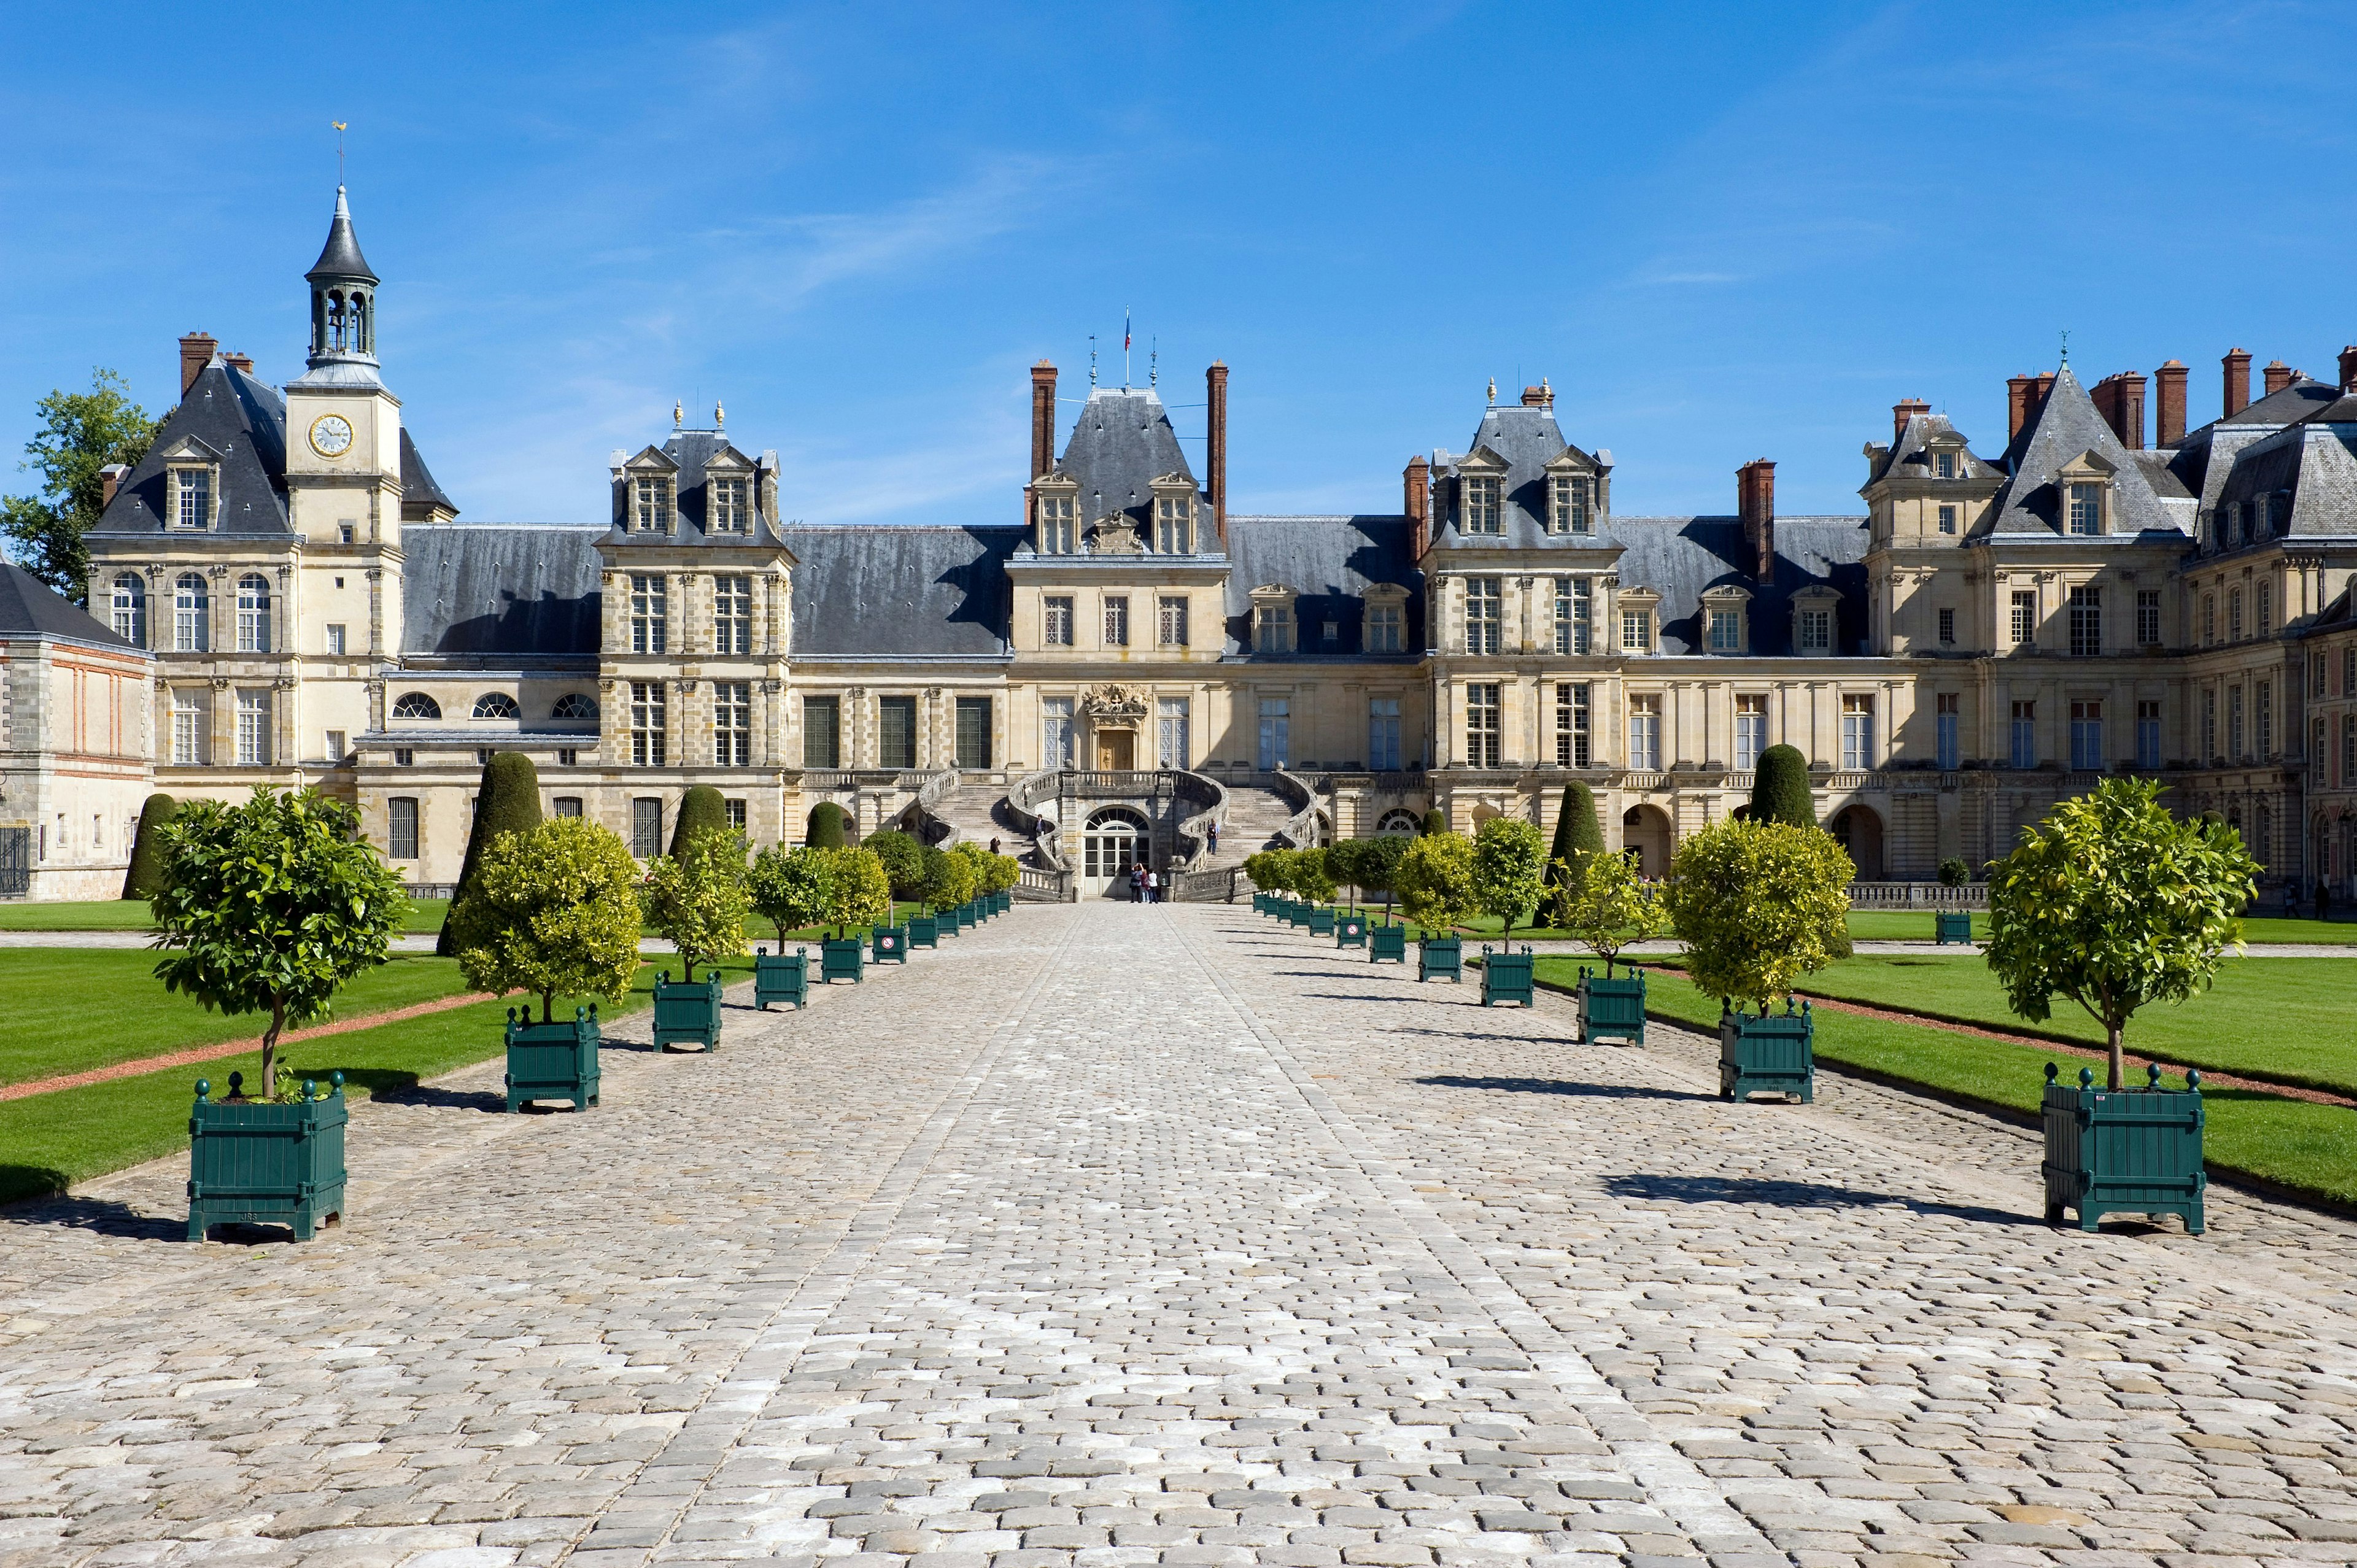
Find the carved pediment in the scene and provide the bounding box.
[1080,682,1151,718]
[1088,515,1143,554]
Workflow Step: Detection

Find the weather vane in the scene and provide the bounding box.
[1088,334,1098,387]
[332,120,347,183]
[1149,336,1158,388]
[2060,328,2070,368]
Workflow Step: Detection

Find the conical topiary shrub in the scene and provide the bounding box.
[1749,744,1816,828]
[122,792,177,900]
[438,751,544,956]
[1422,808,1449,836]
[806,801,848,849]
[668,784,731,855]
[1542,781,1602,883]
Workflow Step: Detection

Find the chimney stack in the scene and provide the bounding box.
[2007,375,2034,442]
[1736,458,1776,582]
[1405,456,1431,560]
[2339,346,2357,393]
[99,464,128,509]
[2091,371,2147,449]
[2154,360,2188,445]
[2223,347,2251,418]
[1519,383,1552,409]
[2263,359,2294,397]
[1027,360,1056,528]
[2030,371,2056,420]
[1892,397,1930,443]
[1206,361,1229,546]
[223,351,254,376]
[178,332,217,398]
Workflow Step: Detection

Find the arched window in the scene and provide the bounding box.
[471,692,521,720]
[1374,809,1421,838]
[392,692,442,720]
[110,574,145,646]
[551,692,598,720]
[235,574,270,653]
[173,574,209,652]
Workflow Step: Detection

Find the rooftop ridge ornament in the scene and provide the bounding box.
[715,400,725,430]
[1487,377,1496,406]
[2060,328,2070,368]
[1089,335,1098,387]
[331,120,346,183]
[674,400,683,428]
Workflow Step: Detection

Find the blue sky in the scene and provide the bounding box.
[4,1,2354,530]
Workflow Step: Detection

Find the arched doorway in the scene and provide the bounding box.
[1829,805,1884,880]
[1621,805,1672,879]
[1082,806,1149,899]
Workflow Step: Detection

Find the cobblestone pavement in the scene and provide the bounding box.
[2,904,2353,1568]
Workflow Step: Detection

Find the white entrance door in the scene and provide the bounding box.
[1082,808,1147,899]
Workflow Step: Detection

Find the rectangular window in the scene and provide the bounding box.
[325,728,346,761]
[2256,680,2272,757]
[174,469,211,529]
[1257,697,1290,771]
[1937,503,1958,534]
[2136,590,2161,647]
[1554,576,1591,655]
[2258,581,2272,636]
[232,690,269,766]
[553,796,583,819]
[725,798,747,830]
[634,476,671,532]
[1043,696,1075,769]
[1044,595,1075,647]
[1158,595,1189,648]
[170,690,204,765]
[1103,596,1130,648]
[1627,693,1662,771]
[1736,693,1766,770]
[2202,593,2215,645]
[1158,697,1191,770]
[802,695,840,768]
[630,680,667,767]
[2228,684,2245,760]
[1465,683,1500,768]
[1154,495,1193,554]
[1797,608,1829,653]
[2070,700,2103,771]
[388,797,419,860]
[1551,474,1590,535]
[1840,694,1875,771]
[1937,606,1956,646]
[1623,609,1653,653]
[956,697,992,769]
[2010,591,2037,647]
[714,575,751,654]
[2068,585,2101,657]
[709,477,746,533]
[2067,482,2103,535]
[1557,683,1595,768]
[632,798,662,857]
[2229,588,2244,642]
[1037,493,1076,554]
[2346,714,2357,786]
[1708,608,1741,651]
[630,574,668,654]
[1463,476,1502,534]
[1256,602,1296,653]
[878,695,917,770]
[1464,578,1501,655]
[1935,450,1957,480]
[1936,692,1959,771]
[2137,700,2162,771]
[2011,700,2037,769]
[714,681,750,767]
[327,623,346,655]
[2202,687,2217,762]
[1368,697,1401,771]
[1366,600,1404,652]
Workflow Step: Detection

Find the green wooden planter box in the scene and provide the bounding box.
[1934,911,1973,945]
[187,1072,347,1242]
[966,899,985,924]
[1335,913,1369,948]
[1307,907,1336,937]
[940,903,966,934]
[1369,924,1407,963]
[1481,946,1535,1007]
[2042,1062,2206,1233]
[872,924,910,964]
[908,915,939,948]
[1277,900,1299,925]
[755,948,809,1009]
[821,937,865,983]
[505,1005,601,1111]
[1253,893,1270,916]
[1577,970,1646,1046]
[652,971,724,1051]
[1719,1001,1814,1102]
[1418,934,1463,983]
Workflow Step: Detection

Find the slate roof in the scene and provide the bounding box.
[1222,515,1424,657]
[1865,412,2001,486]
[1429,402,1609,547]
[0,560,140,651]
[1051,388,1194,538]
[779,525,1019,658]
[1987,366,2186,538]
[1603,516,1871,656]
[2163,374,2342,510]
[606,430,784,547]
[401,523,603,658]
[2211,419,2357,541]
[90,360,292,536]
[400,430,455,517]
[306,186,376,282]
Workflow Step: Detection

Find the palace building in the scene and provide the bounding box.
[57,185,2357,901]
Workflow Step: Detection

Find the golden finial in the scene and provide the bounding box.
[673,400,683,428]
[1487,377,1496,405]
[714,400,725,430]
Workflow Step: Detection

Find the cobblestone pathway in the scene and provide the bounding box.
[2,905,2354,1568]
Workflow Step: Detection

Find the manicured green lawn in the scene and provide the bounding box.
[0,956,759,1207]
[1530,957,2357,1210]
[0,897,450,933]
[1843,911,2357,944]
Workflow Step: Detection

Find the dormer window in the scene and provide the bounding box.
[1935,450,1956,479]
[1363,584,1408,652]
[634,476,673,532]
[709,477,747,533]
[1463,476,1503,535]
[1549,474,1591,535]
[1616,587,1661,654]
[1034,480,1078,554]
[1700,585,1752,654]
[1250,585,1298,653]
[173,468,212,529]
[2068,482,2104,535]
[2056,451,2115,537]
[1148,479,1196,554]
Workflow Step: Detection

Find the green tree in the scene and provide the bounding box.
[1472,817,1547,932]
[121,792,177,900]
[1663,817,1852,1010]
[2,369,161,600]
[1937,855,1972,888]
[1541,781,1604,921]
[449,817,643,1022]
[1323,838,1368,904]
[1243,849,1283,894]
[984,851,1021,894]
[1290,846,1337,904]
[864,828,926,899]
[1748,744,1816,828]
[924,843,977,911]
[639,830,751,981]
[806,801,849,848]
[1422,808,1449,836]
[667,785,730,857]
[149,787,407,1099]
[1353,833,1410,924]
[823,846,892,936]
[437,752,543,957]
[1395,830,1477,932]
[748,844,835,943]
[1558,849,1666,978]
[1985,777,2258,1090]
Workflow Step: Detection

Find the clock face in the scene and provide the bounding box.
[309,414,355,458]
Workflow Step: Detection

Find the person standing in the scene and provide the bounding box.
[1145,867,1159,904]
[1207,822,1219,854]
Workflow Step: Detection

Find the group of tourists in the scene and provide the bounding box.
[1126,863,1164,903]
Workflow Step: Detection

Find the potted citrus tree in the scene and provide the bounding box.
[924,843,977,938]
[748,843,832,1008]
[1472,817,1545,1005]
[821,846,891,982]
[1396,828,1475,981]
[1352,835,1411,962]
[1293,848,1338,936]
[449,816,642,1110]
[154,787,406,1242]
[1664,816,1851,1102]
[640,826,751,1050]
[1562,848,1665,1046]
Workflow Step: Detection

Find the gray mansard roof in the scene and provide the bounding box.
[0,560,139,651]
[1867,412,2002,486]
[1987,366,2187,539]
[1603,517,1870,657]
[1050,387,1194,535]
[606,430,784,547]
[402,523,603,658]
[780,525,1018,658]
[1430,401,1609,547]
[1223,514,1424,657]
[91,360,291,536]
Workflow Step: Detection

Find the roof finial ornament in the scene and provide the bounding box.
[1487,377,1496,406]
[714,400,725,430]
[2059,328,2070,368]
[1089,335,1098,387]
[331,120,346,185]
[1149,336,1158,388]
[673,400,683,428]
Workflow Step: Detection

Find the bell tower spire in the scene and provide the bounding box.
[304,185,381,377]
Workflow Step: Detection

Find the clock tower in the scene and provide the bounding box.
[284,185,404,558]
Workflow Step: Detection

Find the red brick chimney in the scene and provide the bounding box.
[2030,372,2056,420]
[1206,361,1229,546]
[99,464,128,509]
[2223,347,2251,418]
[1892,398,1930,443]
[2340,346,2357,393]
[2154,360,2188,445]
[2091,371,2146,449]
[178,332,217,398]
[2262,359,2293,397]
[1404,456,1431,559]
[223,352,254,376]
[1026,360,1056,527]
[1736,458,1776,582]
[2007,375,2034,442]
[1519,384,1552,409]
